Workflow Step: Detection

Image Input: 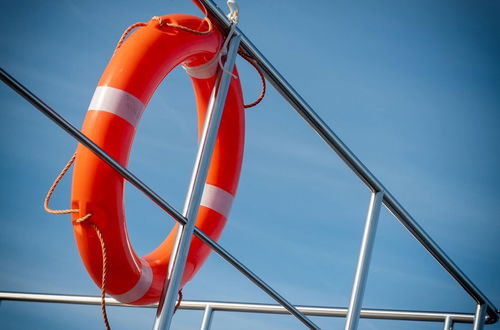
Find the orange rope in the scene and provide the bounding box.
[173,289,183,314]
[44,154,110,330]
[84,221,111,330]
[44,154,78,215]
[115,15,213,51]
[238,49,266,108]
[152,15,213,35]
[115,22,148,50]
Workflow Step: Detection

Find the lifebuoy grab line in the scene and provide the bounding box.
[70,14,245,305]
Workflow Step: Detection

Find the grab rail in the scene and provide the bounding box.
[0,291,481,330]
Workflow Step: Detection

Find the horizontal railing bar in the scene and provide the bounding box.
[0,291,477,323]
[198,0,499,324]
[0,67,318,330]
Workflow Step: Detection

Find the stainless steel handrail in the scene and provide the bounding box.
[0,291,479,324]
[198,0,499,324]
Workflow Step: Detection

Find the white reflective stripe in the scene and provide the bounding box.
[182,55,219,79]
[111,259,152,304]
[200,184,234,218]
[88,86,145,127]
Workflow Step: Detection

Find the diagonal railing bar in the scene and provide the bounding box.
[0,67,319,330]
[198,0,499,324]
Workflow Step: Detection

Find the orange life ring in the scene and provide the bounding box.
[71,14,245,305]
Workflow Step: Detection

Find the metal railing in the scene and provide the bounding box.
[1,0,498,329]
[0,291,482,330]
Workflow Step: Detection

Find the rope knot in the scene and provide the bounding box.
[152,16,164,27]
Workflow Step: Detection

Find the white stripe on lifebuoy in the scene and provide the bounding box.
[111,259,152,303]
[200,184,234,218]
[182,54,219,79]
[88,86,145,127]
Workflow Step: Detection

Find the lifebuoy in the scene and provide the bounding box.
[71,14,245,305]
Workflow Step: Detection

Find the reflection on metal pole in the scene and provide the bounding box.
[473,304,486,330]
[443,315,453,330]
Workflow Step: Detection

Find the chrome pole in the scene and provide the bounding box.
[200,305,214,330]
[153,33,242,330]
[0,67,319,330]
[197,0,499,323]
[0,291,480,323]
[443,315,453,330]
[473,304,486,330]
[345,191,384,330]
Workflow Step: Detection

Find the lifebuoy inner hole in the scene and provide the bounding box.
[124,65,200,256]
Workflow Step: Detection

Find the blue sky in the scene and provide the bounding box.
[1,0,499,329]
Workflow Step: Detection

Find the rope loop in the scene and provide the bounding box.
[44,153,77,215]
[44,153,94,222]
[238,48,266,109]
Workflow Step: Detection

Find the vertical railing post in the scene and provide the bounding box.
[344,191,384,330]
[472,304,486,330]
[200,305,214,330]
[443,316,453,330]
[152,32,242,330]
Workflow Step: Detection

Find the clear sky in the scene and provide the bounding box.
[1,0,499,329]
